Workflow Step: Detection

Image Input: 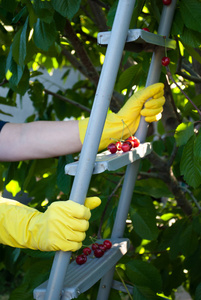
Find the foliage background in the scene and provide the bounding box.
[0,0,201,299]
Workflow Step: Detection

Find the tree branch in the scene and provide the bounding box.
[63,19,100,86]
[44,88,91,113]
[147,151,193,216]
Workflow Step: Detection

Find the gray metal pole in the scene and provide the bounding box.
[97,1,177,299]
[44,1,136,299]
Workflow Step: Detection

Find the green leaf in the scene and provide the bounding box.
[6,45,24,86]
[116,65,144,93]
[12,17,29,66]
[33,0,54,23]
[194,130,201,161]
[51,0,81,19]
[57,155,73,195]
[130,195,158,240]
[106,1,118,27]
[134,178,173,198]
[183,44,201,64]
[179,223,199,256]
[195,283,201,300]
[33,18,57,51]
[126,260,162,293]
[180,0,201,33]
[180,28,201,48]
[174,122,194,146]
[180,135,201,188]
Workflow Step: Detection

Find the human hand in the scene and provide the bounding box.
[0,197,101,251]
[79,83,165,151]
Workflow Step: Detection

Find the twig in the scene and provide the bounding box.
[0,79,8,86]
[115,268,133,300]
[179,183,201,212]
[166,66,201,119]
[97,175,125,239]
[44,88,91,113]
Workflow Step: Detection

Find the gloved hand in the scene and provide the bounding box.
[0,196,101,252]
[79,83,165,151]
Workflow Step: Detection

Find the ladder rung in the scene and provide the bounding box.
[98,29,176,53]
[65,142,152,176]
[33,238,130,300]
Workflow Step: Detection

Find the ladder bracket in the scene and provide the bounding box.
[97,29,176,53]
[65,142,152,176]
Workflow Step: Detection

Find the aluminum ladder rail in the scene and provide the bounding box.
[43,1,136,299]
[96,1,177,299]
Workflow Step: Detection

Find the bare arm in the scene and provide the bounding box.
[0,120,82,161]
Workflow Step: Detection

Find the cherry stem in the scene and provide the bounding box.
[121,119,133,137]
[163,36,167,57]
[166,66,201,119]
[115,268,133,300]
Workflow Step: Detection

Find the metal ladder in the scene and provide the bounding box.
[34,0,177,299]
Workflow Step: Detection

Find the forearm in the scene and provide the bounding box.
[0,120,82,161]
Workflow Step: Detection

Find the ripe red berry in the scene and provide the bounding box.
[107,143,117,154]
[115,141,122,151]
[162,0,172,5]
[142,28,150,32]
[122,141,132,152]
[161,56,170,66]
[92,243,99,251]
[126,136,135,148]
[94,248,104,258]
[103,240,112,249]
[83,247,91,256]
[76,254,87,265]
[133,137,140,148]
[98,244,106,252]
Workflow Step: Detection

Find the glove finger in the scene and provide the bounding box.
[84,197,101,210]
[61,200,91,220]
[141,107,163,117]
[153,90,164,99]
[64,218,90,232]
[145,113,162,123]
[144,97,165,109]
[51,239,83,252]
[134,83,164,103]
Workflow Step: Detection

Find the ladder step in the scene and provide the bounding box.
[65,142,152,176]
[97,29,176,53]
[33,238,130,300]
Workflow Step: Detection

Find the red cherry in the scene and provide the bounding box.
[76,254,87,265]
[162,0,172,5]
[161,56,170,66]
[92,243,99,251]
[107,143,117,154]
[94,248,104,258]
[98,244,106,252]
[121,141,132,152]
[142,28,150,32]
[126,137,135,148]
[103,240,112,249]
[83,247,91,256]
[133,137,140,148]
[115,141,122,151]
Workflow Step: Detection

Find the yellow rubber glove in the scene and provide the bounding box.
[79,83,165,151]
[0,196,101,252]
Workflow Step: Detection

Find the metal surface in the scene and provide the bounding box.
[65,143,152,176]
[97,1,177,299]
[98,29,176,52]
[37,1,136,299]
[33,239,129,300]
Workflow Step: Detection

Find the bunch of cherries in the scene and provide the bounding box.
[76,240,112,265]
[107,135,140,154]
